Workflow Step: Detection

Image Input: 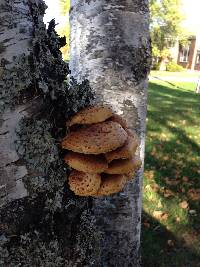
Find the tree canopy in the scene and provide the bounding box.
[57,0,70,60]
[58,0,187,61]
[59,0,70,16]
[150,0,186,59]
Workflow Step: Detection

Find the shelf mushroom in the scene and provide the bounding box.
[66,105,113,126]
[104,156,142,175]
[68,170,101,196]
[108,114,128,129]
[62,105,142,197]
[105,134,139,163]
[62,121,128,154]
[64,152,108,174]
[93,174,127,197]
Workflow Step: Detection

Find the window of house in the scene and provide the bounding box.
[179,46,189,62]
[196,50,200,64]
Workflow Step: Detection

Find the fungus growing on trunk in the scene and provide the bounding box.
[66,105,113,126]
[62,121,127,154]
[93,174,127,197]
[108,114,128,129]
[62,105,141,197]
[104,157,141,175]
[64,151,108,173]
[68,170,101,196]
[105,135,139,163]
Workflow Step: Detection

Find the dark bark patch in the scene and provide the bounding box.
[80,0,149,14]
[122,99,139,131]
[0,43,6,54]
[0,0,97,265]
[0,194,100,266]
[130,44,152,83]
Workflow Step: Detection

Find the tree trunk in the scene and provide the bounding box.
[196,77,200,93]
[0,0,97,266]
[70,1,151,266]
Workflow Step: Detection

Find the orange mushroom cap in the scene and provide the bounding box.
[62,121,128,154]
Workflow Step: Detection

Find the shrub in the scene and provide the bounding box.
[166,61,184,72]
[152,62,161,70]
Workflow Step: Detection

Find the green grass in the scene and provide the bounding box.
[141,79,200,267]
[151,70,200,78]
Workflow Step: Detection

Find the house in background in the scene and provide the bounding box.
[157,35,200,71]
[176,36,200,71]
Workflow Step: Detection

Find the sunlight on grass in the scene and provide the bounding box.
[143,175,189,229]
[151,71,200,78]
[142,79,200,267]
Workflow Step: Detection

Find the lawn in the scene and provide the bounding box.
[151,70,200,78]
[141,78,200,267]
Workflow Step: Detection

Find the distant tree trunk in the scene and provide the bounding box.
[0,0,97,265]
[196,77,200,93]
[70,1,151,266]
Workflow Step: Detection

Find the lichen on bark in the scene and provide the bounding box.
[70,0,151,266]
[0,0,99,265]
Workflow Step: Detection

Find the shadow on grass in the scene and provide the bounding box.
[151,75,184,89]
[141,210,200,267]
[142,81,200,266]
[147,82,200,125]
[146,81,200,195]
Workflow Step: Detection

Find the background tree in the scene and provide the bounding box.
[59,0,186,65]
[57,0,70,60]
[150,0,186,64]
[70,0,151,266]
[59,0,70,15]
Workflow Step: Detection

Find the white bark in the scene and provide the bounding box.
[0,0,37,207]
[0,1,96,265]
[0,107,28,206]
[196,77,200,93]
[70,1,151,266]
[0,0,33,62]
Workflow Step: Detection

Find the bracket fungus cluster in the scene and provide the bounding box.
[62,105,142,197]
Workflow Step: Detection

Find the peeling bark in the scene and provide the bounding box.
[0,0,97,265]
[0,106,28,206]
[0,0,40,206]
[70,1,151,266]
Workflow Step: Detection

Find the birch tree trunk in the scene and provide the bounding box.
[0,0,97,265]
[70,1,151,266]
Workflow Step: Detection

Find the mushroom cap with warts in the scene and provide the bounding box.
[93,174,126,196]
[64,151,108,173]
[125,171,135,181]
[108,114,128,129]
[62,121,128,154]
[105,134,139,163]
[67,105,113,126]
[104,156,142,175]
[68,170,101,196]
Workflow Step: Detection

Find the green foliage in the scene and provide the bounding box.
[152,61,161,70]
[58,0,188,61]
[59,0,70,15]
[166,61,184,72]
[150,0,186,59]
[57,0,70,59]
[57,23,70,60]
